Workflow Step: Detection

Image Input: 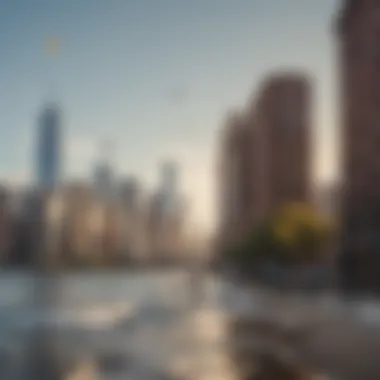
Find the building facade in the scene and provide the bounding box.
[336,0,380,290]
[118,177,148,262]
[102,202,125,264]
[0,186,12,264]
[216,73,312,256]
[93,162,114,202]
[217,111,256,250]
[254,72,312,219]
[337,0,380,235]
[147,163,186,263]
[21,189,65,267]
[62,183,99,264]
[36,104,61,190]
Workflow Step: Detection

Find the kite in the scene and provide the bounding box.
[45,37,61,57]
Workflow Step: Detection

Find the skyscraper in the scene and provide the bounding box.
[254,72,312,219]
[337,0,380,234]
[217,111,256,250]
[36,104,61,190]
[119,176,140,211]
[93,140,115,202]
[93,162,114,202]
[336,0,380,290]
[148,161,186,262]
[216,72,311,255]
[118,176,146,261]
[160,160,178,215]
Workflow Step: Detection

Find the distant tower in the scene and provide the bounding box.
[217,111,256,250]
[161,161,177,190]
[119,176,140,211]
[149,160,186,262]
[36,104,61,190]
[160,160,178,215]
[93,140,115,202]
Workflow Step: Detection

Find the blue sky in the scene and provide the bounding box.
[0,0,339,232]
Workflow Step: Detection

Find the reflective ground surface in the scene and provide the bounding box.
[1,270,380,379]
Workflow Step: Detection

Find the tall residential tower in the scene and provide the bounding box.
[254,72,312,219]
[336,0,380,290]
[217,111,256,250]
[36,104,62,190]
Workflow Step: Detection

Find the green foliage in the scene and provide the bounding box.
[272,202,334,263]
[222,202,335,268]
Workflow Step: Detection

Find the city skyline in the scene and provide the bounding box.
[0,0,339,233]
[36,103,61,189]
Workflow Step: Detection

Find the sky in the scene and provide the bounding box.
[0,0,339,234]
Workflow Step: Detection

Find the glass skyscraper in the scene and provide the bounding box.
[36,104,61,190]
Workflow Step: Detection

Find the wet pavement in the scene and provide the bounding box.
[1,271,380,379]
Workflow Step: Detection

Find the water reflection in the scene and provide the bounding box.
[2,272,380,379]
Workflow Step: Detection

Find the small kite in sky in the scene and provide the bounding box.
[45,37,61,57]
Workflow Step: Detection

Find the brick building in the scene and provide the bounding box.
[336,0,380,291]
[217,111,256,250]
[254,72,312,220]
[337,0,380,234]
[217,73,312,256]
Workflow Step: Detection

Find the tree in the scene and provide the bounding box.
[221,202,334,270]
[272,202,334,264]
[221,219,279,272]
